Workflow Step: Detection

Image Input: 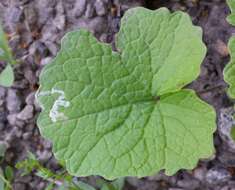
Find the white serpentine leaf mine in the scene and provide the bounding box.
[37,88,70,122]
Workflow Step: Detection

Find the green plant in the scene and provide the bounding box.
[16,152,124,190]
[224,36,235,98]
[0,142,13,190]
[0,22,16,87]
[16,152,76,189]
[223,0,235,142]
[224,0,235,98]
[227,0,235,25]
[36,7,216,179]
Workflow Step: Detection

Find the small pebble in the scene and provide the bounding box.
[85,3,94,18]
[74,0,87,17]
[177,178,200,189]
[17,105,34,121]
[215,39,229,57]
[6,6,23,23]
[44,41,58,56]
[206,167,231,185]
[7,113,18,126]
[22,132,32,140]
[6,89,21,113]
[95,0,106,16]
[13,183,27,190]
[193,167,207,181]
[40,57,53,66]
[37,150,52,161]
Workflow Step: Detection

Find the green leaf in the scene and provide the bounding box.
[0,22,15,65]
[0,168,11,190]
[36,168,54,180]
[36,7,216,179]
[0,143,6,159]
[4,166,13,182]
[0,169,4,190]
[16,152,39,176]
[0,64,14,87]
[224,37,235,98]
[45,183,55,190]
[231,126,235,141]
[227,0,235,25]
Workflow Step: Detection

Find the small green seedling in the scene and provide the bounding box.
[0,142,13,190]
[0,22,16,87]
[36,7,216,179]
[16,152,124,190]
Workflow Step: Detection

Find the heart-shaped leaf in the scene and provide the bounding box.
[0,64,14,87]
[36,7,216,179]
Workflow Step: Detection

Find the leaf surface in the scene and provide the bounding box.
[224,1,235,98]
[0,64,14,87]
[227,0,235,25]
[37,7,215,179]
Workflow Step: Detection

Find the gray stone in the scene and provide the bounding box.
[0,112,7,130]
[40,57,53,66]
[26,92,35,105]
[7,113,18,126]
[26,124,35,131]
[126,177,139,187]
[17,175,32,184]
[6,89,21,113]
[37,150,52,161]
[177,178,200,189]
[17,105,34,120]
[73,0,87,17]
[85,3,94,18]
[6,6,23,23]
[193,167,207,181]
[0,87,6,106]
[42,140,52,149]
[218,108,235,152]
[99,33,108,42]
[24,69,36,85]
[95,0,106,16]
[22,132,32,140]
[44,41,58,56]
[206,167,231,185]
[53,1,65,30]
[89,16,107,34]
[24,3,38,26]
[13,183,27,190]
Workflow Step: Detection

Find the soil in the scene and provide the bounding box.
[0,0,235,190]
